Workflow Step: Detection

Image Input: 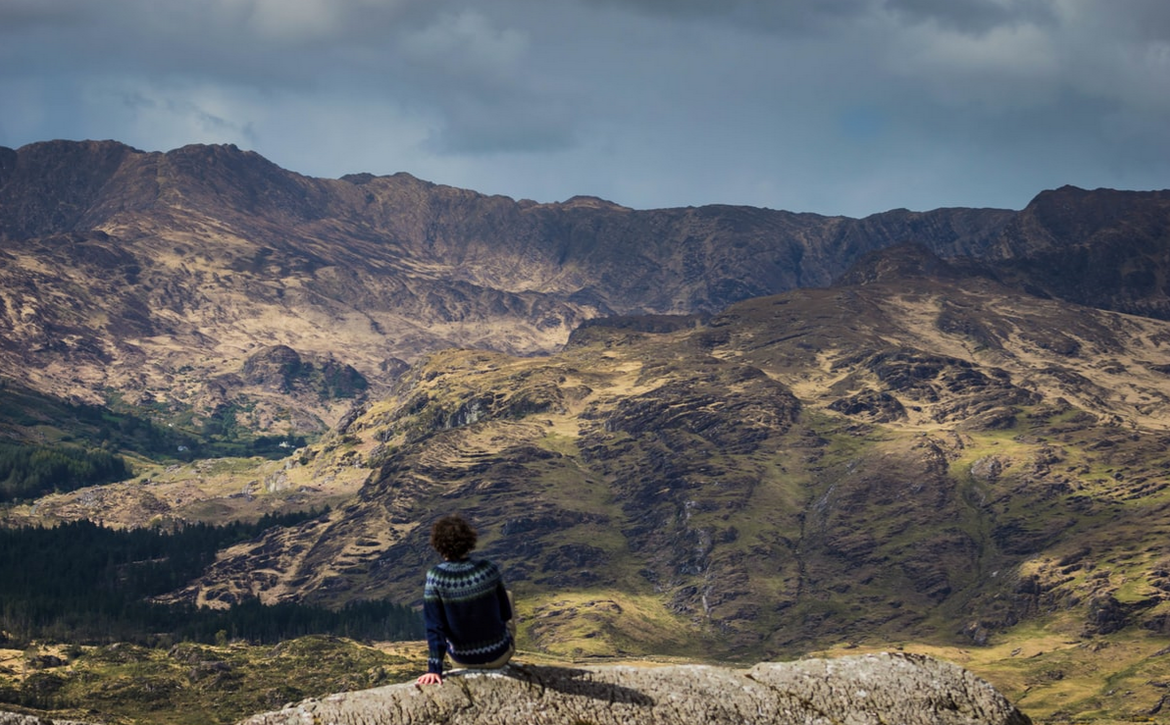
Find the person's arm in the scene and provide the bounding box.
[420,574,448,682]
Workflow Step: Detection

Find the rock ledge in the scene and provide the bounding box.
[240,652,1031,725]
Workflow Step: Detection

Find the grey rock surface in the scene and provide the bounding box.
[239,652,1032,725]
[0,712,94,725]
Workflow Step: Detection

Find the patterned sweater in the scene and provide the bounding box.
[423,558,513,675]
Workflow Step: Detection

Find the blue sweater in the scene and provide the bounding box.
[423,558,513,675]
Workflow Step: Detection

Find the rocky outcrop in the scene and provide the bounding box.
[239,654,1031,725]
[241,345,369,399]
[986,186,1170,320]
[0,712,94,725]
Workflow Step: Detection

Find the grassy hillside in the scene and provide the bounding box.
[141,271,1170,661]
[0,637,421,725]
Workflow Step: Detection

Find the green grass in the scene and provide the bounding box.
[811,622,1170,724]
[518,590,710,660]
[1,637,421,725]
[537,431,581,457]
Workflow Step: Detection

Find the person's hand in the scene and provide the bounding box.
[416,672,442,686]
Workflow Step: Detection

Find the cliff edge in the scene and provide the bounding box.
[239,652,1031,725]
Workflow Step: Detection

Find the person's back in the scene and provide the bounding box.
[416,515,514,685]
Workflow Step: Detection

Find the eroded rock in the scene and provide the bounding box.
[239,653,1031,725]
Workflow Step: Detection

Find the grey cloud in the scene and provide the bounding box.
[1078,0,1170,42]
[388,7,582,154]
[0,0,442,83]
[575,0,874,32]
[0,0,100,28]
[116,89,259,143]
[883,0,1056,35]
[0,0,583,157]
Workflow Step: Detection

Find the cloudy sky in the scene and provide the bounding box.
[1,0,1167,217]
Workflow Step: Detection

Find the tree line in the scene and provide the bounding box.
[0,381,310,489]
[0,513,422,647]
[0,442,129,502]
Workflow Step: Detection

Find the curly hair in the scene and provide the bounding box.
[430,514,478,561]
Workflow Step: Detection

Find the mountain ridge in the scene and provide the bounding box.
[6,140,1166,437]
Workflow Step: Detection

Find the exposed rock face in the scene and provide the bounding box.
[240,344,369,398]
[986,186,1170,320]
[239,654,1031,725]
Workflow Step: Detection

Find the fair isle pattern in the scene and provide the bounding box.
[423,558,513,675]
[425,560,503,603]
[450,637,510,659]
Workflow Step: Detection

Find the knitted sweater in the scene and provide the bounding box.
[423,558,513,675]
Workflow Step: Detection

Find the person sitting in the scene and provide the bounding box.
[416,514,515,685]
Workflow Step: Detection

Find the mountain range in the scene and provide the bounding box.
[4,140,1168,436]
[3,141,1170,708]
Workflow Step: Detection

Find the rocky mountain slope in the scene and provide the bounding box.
[985,185,1170,319]
[6,140,1165,435]
[123,246,1170,676]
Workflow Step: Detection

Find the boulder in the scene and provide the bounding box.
[239,653,1031,725]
